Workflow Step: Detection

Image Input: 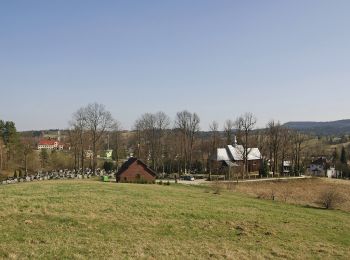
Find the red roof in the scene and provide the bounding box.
[38,139,63,146]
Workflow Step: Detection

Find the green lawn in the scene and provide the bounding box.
[0,181,349,259]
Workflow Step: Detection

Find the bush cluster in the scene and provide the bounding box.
[316,188,344,209]
[157,180,170,186]
[122,179,155,184]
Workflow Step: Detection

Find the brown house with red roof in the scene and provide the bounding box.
[116,157,157,183]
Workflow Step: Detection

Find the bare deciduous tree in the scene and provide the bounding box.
[133,112,170,171]
[209,121,219,149]
[85,103,114,173]
[155,111,170,172]
[175,110,200,174]
[70,107,88,173]
[235,112,257,177]
[134,118,144,159]
[22,141,32,175]
[317,188,343,209]
[223,119,235,145]
[292,131,307,175]
[280,127,292,176]
[267,120,282,177]
[209,121,219,180]
[71,103,114,174]
[112,120,122,171]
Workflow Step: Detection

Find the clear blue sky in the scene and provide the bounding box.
[1,0,350,131]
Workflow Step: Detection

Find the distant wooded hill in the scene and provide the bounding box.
[20,119,350,138]
[283,119,350,136]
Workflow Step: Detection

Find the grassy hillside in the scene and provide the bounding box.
[0,181,349,259]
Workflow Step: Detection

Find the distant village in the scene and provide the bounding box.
[1,104,350,184]
[32,131,348,183]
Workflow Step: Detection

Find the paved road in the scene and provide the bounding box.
[165,176,311,186]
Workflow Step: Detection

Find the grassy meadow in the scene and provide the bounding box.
[0,180,349,259]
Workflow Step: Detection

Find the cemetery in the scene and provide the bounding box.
[0,169,116,185]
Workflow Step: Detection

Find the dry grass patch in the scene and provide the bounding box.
[233,178,350,211]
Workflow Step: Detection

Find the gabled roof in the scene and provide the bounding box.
[311,157,328,165]
[116,157,157,177]
[216,145,261,162]
[38,139,62,146]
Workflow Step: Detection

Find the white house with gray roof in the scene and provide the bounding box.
[215,139,262,172]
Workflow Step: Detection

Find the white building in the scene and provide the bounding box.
[215,140,262,172]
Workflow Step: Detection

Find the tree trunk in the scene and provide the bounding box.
[24,153,28,175]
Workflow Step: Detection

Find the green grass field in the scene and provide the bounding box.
[0,181,349,259]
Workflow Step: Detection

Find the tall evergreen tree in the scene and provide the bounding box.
[40,149,49,169]
[340,146,347,164]
[0,120,21,170]
[332,148,338,164]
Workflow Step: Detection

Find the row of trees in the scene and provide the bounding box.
[42,105,312,176]
[131,110,201,174]
[258,121,307,176]
[0,120,43,176]
[66,106,207,175]
[132,110,309,177]
[5,102,347,179]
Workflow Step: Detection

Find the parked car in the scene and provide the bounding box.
[183,175,195,181]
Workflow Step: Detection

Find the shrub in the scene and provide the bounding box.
[316,188,343,209]
[280,185,292,202]
[103,161,114,172]
[256,184,276,201]
[135,178,148,184]
[212,180,222,195]
[165,181,170,186]
[158,180,163,185]
[256,191,269,200]
[259,159,269,177]
[226,182,236,191]
[270,184,276,201]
